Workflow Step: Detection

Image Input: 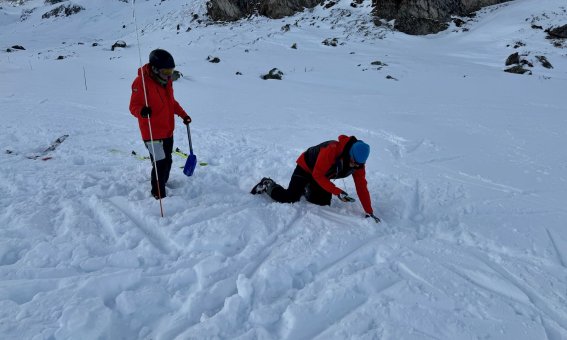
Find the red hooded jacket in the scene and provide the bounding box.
[296,135,374,214]
[129,64,189,141]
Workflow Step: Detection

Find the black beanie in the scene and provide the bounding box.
[149,49,175,69]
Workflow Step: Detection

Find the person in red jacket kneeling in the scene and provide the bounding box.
[251,135,381,223]
[129,49,192,199]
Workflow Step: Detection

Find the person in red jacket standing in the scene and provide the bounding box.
[129,49,191,199]
[251,135,381,223]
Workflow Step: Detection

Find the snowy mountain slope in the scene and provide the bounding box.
[1,0,566,339]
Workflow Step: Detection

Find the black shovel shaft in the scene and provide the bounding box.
[186,124,194,155]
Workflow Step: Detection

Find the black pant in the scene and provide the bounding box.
[269,166,332,206]
[147,137,173,198]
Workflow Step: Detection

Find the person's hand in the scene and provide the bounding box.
[365,213,381,223]
[183,116,192,125]
[337,191,355,202]
[140,106,152,118]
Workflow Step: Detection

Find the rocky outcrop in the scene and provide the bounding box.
[42,4,84,19]
[259,0,322,18]
[547,24,567,39]
[207,0,247,21]
[207,0,323,21]
[372,0,512,35]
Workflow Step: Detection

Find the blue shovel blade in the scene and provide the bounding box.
[183,154,197,176]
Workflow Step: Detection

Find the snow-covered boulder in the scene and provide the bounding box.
[547,24,567,39]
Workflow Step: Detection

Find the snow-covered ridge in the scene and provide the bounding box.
[1,0,566,339]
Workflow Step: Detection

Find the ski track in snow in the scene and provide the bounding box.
[1,0,567,339]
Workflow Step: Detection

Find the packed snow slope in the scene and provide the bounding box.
[1,0,566,339]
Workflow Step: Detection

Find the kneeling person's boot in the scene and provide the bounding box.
[251,177,275,195]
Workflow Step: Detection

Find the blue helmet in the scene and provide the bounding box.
[350,141,370,164]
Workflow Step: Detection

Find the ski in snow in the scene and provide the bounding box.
[5,134,69,161]
[174,147,208,166]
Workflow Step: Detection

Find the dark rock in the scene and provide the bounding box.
[92,42,99,47]
[206,0,244,21]
[395,15,449,35]
[261,68,284,80]
[324,1,336,9]
[536,56,553,69]
[207,56,221,63]
[504,65,531,75]
[45,0,65,4]
[207,0,324,21]
[111,40,127,51]
[531,24,543,30]
[282,24,290,32]
[322,38,338,46]
[260,0,324,19]
[513,41,525,49]
[520,59,533,68]
[42,4,84,19]
[236,71,243,75]
[11,45,26,50]
[371,60,387,66]
[453,18,466,27]
[547,24,567,39]
[56,55,66,60]
[291,43,297,49]
[373,0,511,35]
[386,75,398,80]
[505,52,520,66]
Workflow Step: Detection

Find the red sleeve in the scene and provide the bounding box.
[129,77,145,118]
[311,144,343,196]
[353,167,373,214]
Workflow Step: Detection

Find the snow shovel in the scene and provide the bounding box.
[183,124,197,177]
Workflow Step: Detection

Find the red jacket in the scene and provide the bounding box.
[129,64,189,140]
[296,135,373,214]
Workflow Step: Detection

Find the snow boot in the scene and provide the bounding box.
[151,190,166,200]
[250,177,275,195]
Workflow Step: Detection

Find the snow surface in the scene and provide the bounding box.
[1,0,567,339]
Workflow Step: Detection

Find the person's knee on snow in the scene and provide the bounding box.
[304,183,332,206]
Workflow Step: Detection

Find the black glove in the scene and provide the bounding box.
[337,191,355,202]
[140,106,152,118]
[183,116,192,125]
[365,213,381,223]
